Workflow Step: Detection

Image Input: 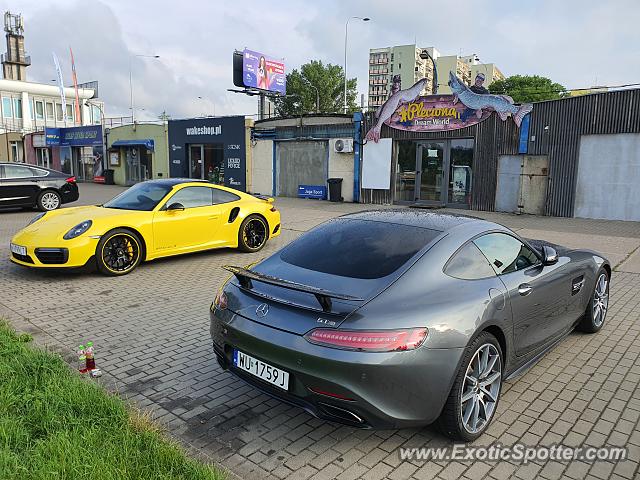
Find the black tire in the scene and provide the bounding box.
[438,332,503,442]
[37,190,61,211]
[238,214,269,253]
[95,229,143,276]
[576,268,610,333]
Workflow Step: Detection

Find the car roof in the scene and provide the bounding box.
[340,209,486,232]
[141,178,210,187]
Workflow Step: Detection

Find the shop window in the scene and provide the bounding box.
[45,102,54,120]
[55,103,64,121]
[13,98,22,119]
[395,141,417,202]
[36,148,51,168]
[2,97,12,118]
[35,100,44,120]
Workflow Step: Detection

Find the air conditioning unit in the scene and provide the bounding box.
[333,138,353,153]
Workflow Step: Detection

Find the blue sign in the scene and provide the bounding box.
[518,114,530,154]
[46,125,103,147]
[298,185,326,200]
[45,128,61,146]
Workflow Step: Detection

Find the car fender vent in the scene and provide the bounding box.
[228,207,240,223]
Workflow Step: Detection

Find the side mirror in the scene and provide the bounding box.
[166,202,185,211]
[542,245,558,266]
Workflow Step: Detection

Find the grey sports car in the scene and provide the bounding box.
[209,210,610,440]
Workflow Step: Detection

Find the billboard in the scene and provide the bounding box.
[242,49,285,94]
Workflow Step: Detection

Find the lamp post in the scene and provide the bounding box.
[129,54,160,123]
[301,77,319,114]
[344,16,369,114]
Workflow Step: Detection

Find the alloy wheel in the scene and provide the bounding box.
[593,273,609,327]
[102,234,139,273]
[41,192,60,210]
[243,218,267,249]
[460,343,501,434]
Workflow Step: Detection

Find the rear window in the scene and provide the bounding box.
[280,219,441,279]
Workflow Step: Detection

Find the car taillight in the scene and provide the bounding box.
[66,176,76,183]
[304,328,428,352]
[214,291,227,310]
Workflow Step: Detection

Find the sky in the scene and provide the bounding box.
[5,0,639,121]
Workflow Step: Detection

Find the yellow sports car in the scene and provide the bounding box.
[10,179,281,275]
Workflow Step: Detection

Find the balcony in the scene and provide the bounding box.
[1,53,31,66]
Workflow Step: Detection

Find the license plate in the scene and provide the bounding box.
[234,350,289,391]
[10,243,26,256]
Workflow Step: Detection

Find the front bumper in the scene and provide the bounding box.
[9,235,97,268]
[210,306,464,429]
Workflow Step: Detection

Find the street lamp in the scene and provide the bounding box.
[129,53,160,123]
[197,96,216,117]
[344,16,370,114]
[301,76,319,114]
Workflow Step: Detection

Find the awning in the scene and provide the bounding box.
[111,139,155,150]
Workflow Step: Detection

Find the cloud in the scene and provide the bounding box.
[5,0,639,120]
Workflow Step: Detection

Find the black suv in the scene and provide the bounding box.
[0,163,79,211]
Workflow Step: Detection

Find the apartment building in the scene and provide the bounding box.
[368,44,505,105]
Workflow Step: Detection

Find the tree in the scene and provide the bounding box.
[488,75,567,103]
[273,60,358,117]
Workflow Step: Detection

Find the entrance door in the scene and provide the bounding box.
[416,141,446,203]
[125,148,141,186]
[189,145,203,179]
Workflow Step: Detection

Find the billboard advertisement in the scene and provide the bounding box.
[242,49,285,94]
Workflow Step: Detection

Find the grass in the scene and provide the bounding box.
[0,321,225,480]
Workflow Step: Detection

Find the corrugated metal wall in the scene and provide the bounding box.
[362,88,640,216]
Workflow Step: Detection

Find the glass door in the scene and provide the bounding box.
[189,144,203,179]
[417,141,446,203]
[448,139,474,207]
[125,147,141,185]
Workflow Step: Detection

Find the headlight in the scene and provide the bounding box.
[27,212,46,226]
[63,220,93,240]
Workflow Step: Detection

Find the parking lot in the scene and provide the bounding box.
[2,183,640,480]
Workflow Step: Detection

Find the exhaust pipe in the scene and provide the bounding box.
[318,402,365,425]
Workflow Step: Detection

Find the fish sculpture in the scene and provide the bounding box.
[448,72,532,127]
[366,78,428,142]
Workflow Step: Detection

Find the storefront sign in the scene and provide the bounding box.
[365,73,533,142]
[298,185,327,200]
[45,125,103,147]
[32,134,46,148]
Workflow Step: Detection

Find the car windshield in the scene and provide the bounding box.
[280,218,441,279]
[102,183,172,211]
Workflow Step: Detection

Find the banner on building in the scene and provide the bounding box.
[52,52,67,123]
[46,126,103,147]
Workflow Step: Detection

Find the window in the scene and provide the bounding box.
[165,186,213,209]
[444,242,496,280]
[65,104,74,122]
[2,97,12,118]
[474,233,539,275]
[92,105,102,124]
[30,99,35,119]
[280,219,441,279]
[45,102,54,120]
[212,189,240,204]
[4,164,32,179]
[13,98,22,119]
[36,148,51,168]
[55,103,63,121]
[9,141,23,162]
[35,100,44,120]
[103,182,172,211]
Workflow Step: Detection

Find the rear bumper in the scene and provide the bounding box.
[209,306,464,429]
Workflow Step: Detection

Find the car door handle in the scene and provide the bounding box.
[518,284,532,296]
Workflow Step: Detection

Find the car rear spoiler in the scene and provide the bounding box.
[252,194,274,203]
[223,265,363,313]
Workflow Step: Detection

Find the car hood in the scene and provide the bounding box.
[18,206,146,240]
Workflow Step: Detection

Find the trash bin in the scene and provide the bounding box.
[104,169,115,185]
[327,178,343,202]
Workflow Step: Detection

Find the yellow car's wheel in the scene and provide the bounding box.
[96,229,143,276]
[238,214,269,252]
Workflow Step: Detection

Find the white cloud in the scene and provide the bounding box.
[4,0,639,119]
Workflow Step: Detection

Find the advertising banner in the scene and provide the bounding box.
[242,49,285,94]
[60,125,103,147]
[45,127,61,146]
[297,185,327,200]
[52,52,67,122]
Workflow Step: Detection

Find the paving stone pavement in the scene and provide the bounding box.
[2,183,640,480]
